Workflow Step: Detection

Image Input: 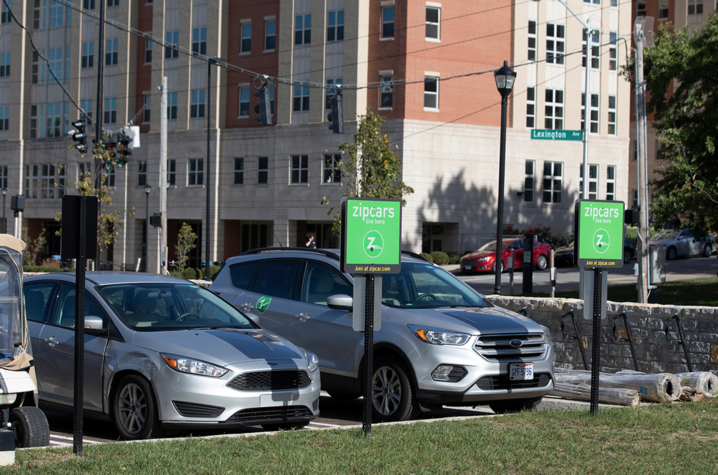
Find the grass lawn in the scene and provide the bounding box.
[528,277,718,306]
[9,399,718,474]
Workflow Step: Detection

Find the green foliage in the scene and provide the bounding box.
[322,109,414,234]
[639,16,718,234]
[519,224,552,242]
[430,251,449,265]
[24,265,69,273]
[210,265,222,280]
[420,252,434,263]
[447,252,461,265]
[21,227,46,266]
[182,267,198,280]
[175,222,198,274]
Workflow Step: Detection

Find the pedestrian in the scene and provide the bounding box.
[306,235,316,249]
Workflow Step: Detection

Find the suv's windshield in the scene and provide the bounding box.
[381,262,489,309]
[651,230,678,241]
[98,282,255,332]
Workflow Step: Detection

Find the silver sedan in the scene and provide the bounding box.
[23,272,320,440]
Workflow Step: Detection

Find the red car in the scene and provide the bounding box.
[460,239,551,273]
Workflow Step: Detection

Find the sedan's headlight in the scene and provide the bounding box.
[540,326,554,346]
[408,325,471,346]
[477,256,490,262]
[303,350,319,373]
[161,354,228,377]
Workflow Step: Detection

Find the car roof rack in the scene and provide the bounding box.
[401,250,430,262]
[239,247,340,261]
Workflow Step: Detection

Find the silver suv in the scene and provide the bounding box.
[210,248,555,421]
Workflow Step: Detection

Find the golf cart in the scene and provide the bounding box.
[0,235,49,448]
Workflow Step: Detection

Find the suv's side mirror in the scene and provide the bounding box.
[84,315,104,332]
[327,294,353,312]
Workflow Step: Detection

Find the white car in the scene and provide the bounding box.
[649,229,714,260]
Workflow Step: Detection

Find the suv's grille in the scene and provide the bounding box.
[476,373,552,391]
[173,401,225,418]
[227,406,313,423]
[474,333,546,361]
[227,370,311,391]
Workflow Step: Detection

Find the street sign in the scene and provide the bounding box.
[530,130,583,141]
[340,198,401,274]
[353,276,382,331]
[574,200,625,269]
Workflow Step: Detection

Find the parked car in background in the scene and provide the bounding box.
[549,239,636,267]
[460,239,552,273]
[23,273,321,440]
[649,229,714,260]
[210,248,555,421]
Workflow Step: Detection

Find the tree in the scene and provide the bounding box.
[642,15,718,235]
[175,222,198,274]
[322,110,414,234]
[21,227,46,266]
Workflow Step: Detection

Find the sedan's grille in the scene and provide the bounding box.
[173,401,225,418]
[475,373,552,391]
[474,333,547,362]
[227,371,311,391]
[228,406,313,424]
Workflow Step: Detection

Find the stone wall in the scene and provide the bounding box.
[485,296,718,374]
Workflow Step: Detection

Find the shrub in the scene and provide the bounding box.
[420,252,434,263]
[170,270,183,278]
[182,267,198,280]
[431,251,449,265]
[210,265,222,280]
[24,265,67,273]
[447,252,461,265]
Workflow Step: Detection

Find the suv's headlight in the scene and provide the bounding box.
[540,326,554,346]
[303,349,319,373]
[161,354,228,377]
[408,325,471,346]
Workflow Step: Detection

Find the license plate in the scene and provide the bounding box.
[509,363,534,381]
[464,265,472,270]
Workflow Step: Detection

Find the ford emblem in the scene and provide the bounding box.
[509,339,523,348]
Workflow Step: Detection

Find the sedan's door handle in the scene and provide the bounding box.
[44,336,58,348]
[296,312,310,322]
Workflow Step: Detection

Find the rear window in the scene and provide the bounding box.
[253,260,299,300]
[230,261,261,290]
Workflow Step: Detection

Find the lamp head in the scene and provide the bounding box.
[144,184,152,195]
[494,61,517,98]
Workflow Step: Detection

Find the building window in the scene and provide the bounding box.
[609,32,617,71]
[581,93,599,134]
[25,165,38,199]
[633,189,638,208]
[381,6,394,39]
[524,160,535,203]
[104,97,117,124]
[190,89,205,118]
[138,161,147,186]
[165,30,179,59]
[83,0,95,9]
[188,159,203,186]
[258,157,268,184]
[0,53,9,77]
[32,50,45,84]
[49,0,64,27]
[633,140,637,161]
[580,164,598,200]
[80,99,92,119]
[293,82,310,112]
[81,41,93,68]
[543,162,562,204]
[582,29,600,69]
[688,0,703,15]
[0,106,8,131]
[167,91,177,120]
[33,0,46,30]
[528,21,536,61]
[48,48,62,83]
[583,0,600,4]
[658,0,669,18]
[143,95,151,123]
[144,36,152,63]
[107,0,118,6]
[192,27,207,55]
[526,87,535,128]
[611,0,618,6]
[546,24,565,65]
[424,76,439,109]
[30,105,43,139]
[606,166,615,200]
[0,166,6,190]
[57,165,66,198]
[426,7,440,40]
[380,75,393,109]
[295,14,311,45]
[1,0,11,24]
[167,159,176,186]
[46,102,63,137]
[238,86,250,117]
[105,38,118,65]
[324,154,341,183]
[608,95,616,135]
[265,20,276,50]
[240,22,251,54]
[269,85,275,114]
[325,78,343,111]
[544,89,563,130]
[105,165,115,187]
[234,158,244,185]
[291,155,308,184]
[328,10,344,42]
[636,2,646,17]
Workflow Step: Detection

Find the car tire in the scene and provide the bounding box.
[666,246,677,260]
[702,245,712,258]
[9,407,50,448]
[535,255,548,270]
[328,392,359,401]
[371,357,418,422]
[623,250,632,263]
[489,396,543,414]
[112,374,165,441]
[492,261,505,274]
[261,422,308,431]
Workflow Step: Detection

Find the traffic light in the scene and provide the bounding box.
[104,133,118,160]
[254,85,271,125]
[327,88,343,134]
[71,118,87,154]
[116,128,134,167]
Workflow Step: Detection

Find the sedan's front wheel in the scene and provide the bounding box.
[371,357,418,422]
[112,374,165,440]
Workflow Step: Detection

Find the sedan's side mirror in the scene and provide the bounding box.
[84,315,104,331]
[327,294,353,312]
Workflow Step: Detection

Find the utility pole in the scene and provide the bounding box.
[94,0,106,270]
[160,77,168,274]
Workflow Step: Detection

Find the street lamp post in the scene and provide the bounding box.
[493,61,517,295]
[1,188,6,234]
[145,184,151,272]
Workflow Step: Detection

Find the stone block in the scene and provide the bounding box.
[649,361,666,373]
[668,363,689,374]
[689,341,711,353]
[699,321,718,332]
[613,357,634,369]
[608,344,623,356]
[683,306,716,320]
[698,333,718,343]
[712,345,718,364]
[681,320,698,331]
[664,351,682,363]
[639,317,664,330]
[691,353,710,364]
[648,331,667,344]
[621,303,652,318]
[645,345,663,361]
[537,298,563,312]
[622,345,636,358]
[683,332,698,342]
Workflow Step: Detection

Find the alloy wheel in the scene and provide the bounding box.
[117,382,148,435]
[372,366,402,416]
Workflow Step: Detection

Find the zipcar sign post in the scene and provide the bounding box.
[340,197,401,274]
[574,200,625,269]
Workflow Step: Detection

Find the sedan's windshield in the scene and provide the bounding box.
[381,262,489,309]
[476,240,513,252]
[97,282,255,332]
[651,230,678,241]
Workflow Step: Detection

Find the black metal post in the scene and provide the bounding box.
[363,274,374,439]
[93,0,105,271]
[2,192,6,234]
[509,249,514,296]
[590,268,602,415]
[493,94,508,294]
[145,190,149,271]
[73,197,87,456]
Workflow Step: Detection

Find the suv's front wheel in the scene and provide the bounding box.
[371,357,418,422]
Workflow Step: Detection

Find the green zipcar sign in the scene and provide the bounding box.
[574,200,625,269]
[256,296,271,313]
[340,198,402,274]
